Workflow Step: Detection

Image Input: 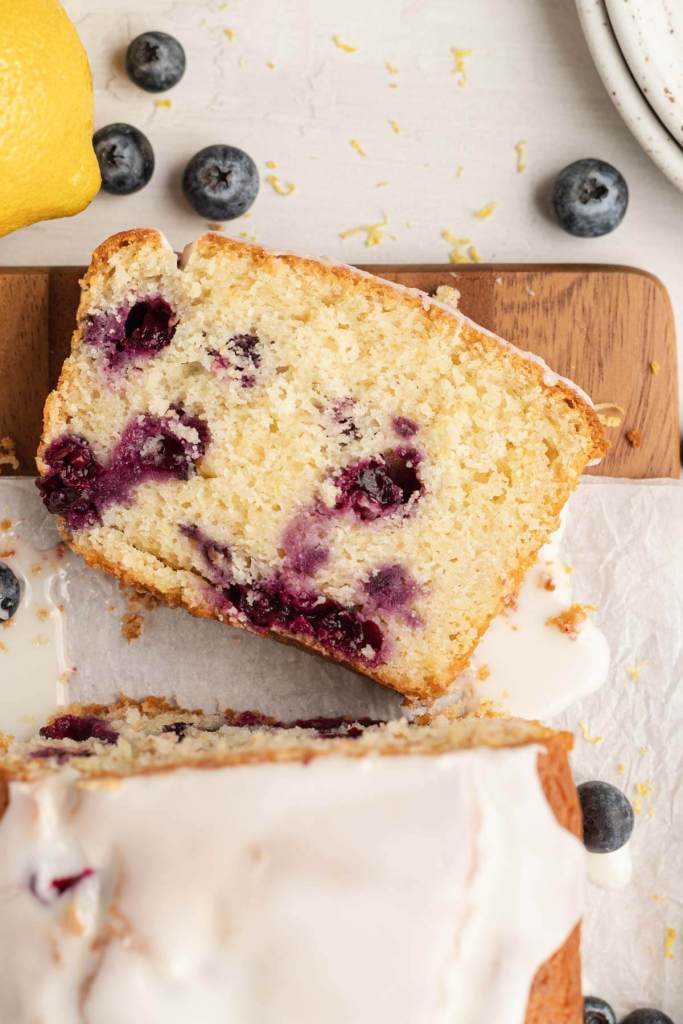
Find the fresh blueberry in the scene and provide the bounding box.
[552,159,628,237]
[584,996,616,1024]
[126,31,186,92]
[182,145,259,220]
[578,780,635,853]
[620,1011,674,1024]
[93,124,155,195]
[0,562,20,622]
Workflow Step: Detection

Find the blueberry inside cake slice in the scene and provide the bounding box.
[37,230,605,700]
[0,700,583,1024]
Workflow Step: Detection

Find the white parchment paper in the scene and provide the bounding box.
[0,476,681,1020]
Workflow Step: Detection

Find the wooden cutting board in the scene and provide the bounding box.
[0,263,678,478]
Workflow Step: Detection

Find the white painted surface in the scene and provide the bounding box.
[0,0,680,424]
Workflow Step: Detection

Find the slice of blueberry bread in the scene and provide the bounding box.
[36,230,605,701]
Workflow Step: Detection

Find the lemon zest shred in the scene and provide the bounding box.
[664,927,676,960]
[339,214,393,248]
[578,721,603,745]
[473,201,497,220]
[332,34,357,53]
[266,174,296,197]
[350,138,367,157]
[515,140,527,173]
[451,47,473,86]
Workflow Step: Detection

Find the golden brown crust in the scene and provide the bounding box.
[526,735,582,1024]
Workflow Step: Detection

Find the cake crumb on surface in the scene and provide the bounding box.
[0,437,19,474]
[649,360,661,375]
[0,641,7,654]
[473,201,497,219]
[664,927,676,960]
[594,402,624,429]
[0,519,11,531]
[122,613,144,641]
[433,284,461,308]
[265,160,277,169]
[546,604,595,639]
[616,762,625,776]
[625,428,642,449]
[223,27,236,40]
[578,721,602,745]
[35,607,50,622]
[349,138,367,158]
[450,47,472,86]
[266,174,296,196]
[388,119,401,134]
[375,180,389,188]
[332,34,357,53]
[514,141,527,173]
[207,223,224,232]
[154,98,172,108]
[385,60,398,75]
[476,664,490,682]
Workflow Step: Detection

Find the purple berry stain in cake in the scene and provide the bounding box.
[333,447,423,521]
[30,746,94,764]
[36,435,103,529]
[84,296,177,369]
[330,398,361,443]
[30,867,95,904]
[180,524,233,586]
[37,408,210,530]
[39,714,118,745]
[392,415,418,439]
[209,332,261,388]
[282,514,330,576]
[365,564,418,611]
[224,709,384,739]
[183,525,385,666]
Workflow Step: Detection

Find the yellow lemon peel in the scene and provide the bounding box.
[339,215,393,248]
[451,47,473,86]
[266,175,295,197]
[332,35,357,53]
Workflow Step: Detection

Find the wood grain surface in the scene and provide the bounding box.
[0,264,677,479]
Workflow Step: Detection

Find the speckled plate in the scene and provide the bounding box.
[576,0,683,193]
[605,0,683,149]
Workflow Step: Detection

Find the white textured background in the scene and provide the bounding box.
[0,0,681,424]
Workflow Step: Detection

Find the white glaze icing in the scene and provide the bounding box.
[454,517,610,720]
[0,746,583,1024]
[0,519,70,740]
[587,843,633,889]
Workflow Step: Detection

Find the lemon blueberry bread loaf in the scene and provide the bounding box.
[0,702,583,1024]
[36,230,605,700]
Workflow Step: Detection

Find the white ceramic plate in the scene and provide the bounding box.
[606,0,683,148]
[576,0,683,193]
